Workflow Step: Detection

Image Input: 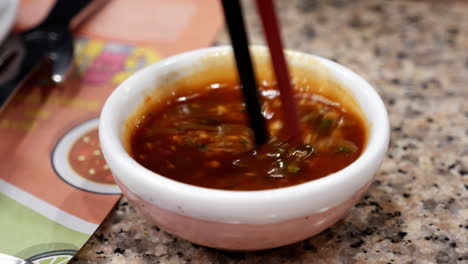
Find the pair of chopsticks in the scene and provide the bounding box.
[221,0,302,145]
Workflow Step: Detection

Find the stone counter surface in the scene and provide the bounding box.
[74,0,467,263]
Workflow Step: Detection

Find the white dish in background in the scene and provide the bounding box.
[52,118,122,195]
[0,0,18,44]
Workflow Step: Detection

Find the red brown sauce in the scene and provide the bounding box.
[129,83,366,190]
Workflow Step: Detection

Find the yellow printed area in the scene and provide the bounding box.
[24,109,51,119]
[83,40,105,58]
[0,94,100,131]
[3,107,50,119]
[75,39,105,74]
[16,94,101,111]
[75,38,161,84]
[112,47,161,84]
[0,119,37,131]
[0,108,51,131]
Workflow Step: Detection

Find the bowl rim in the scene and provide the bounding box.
[99,45,390,224]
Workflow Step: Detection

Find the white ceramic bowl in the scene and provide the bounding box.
[99,46,390,250]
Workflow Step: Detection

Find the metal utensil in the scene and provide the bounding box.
[0,0,107,112]
[0,253,33,264]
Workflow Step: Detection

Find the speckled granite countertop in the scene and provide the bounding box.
[74,0,467,263]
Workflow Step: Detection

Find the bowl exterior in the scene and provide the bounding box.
[116,178,371,250]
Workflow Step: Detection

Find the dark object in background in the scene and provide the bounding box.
[0,0,107,112]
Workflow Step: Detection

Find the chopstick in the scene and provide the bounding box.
[255,0,303,144]
[220,0,268,145]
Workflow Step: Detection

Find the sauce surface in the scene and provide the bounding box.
[130,83,366,190]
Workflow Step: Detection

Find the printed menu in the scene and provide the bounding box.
[0,0,222,262]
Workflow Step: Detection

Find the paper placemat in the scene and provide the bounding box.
[0,0,222,262]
